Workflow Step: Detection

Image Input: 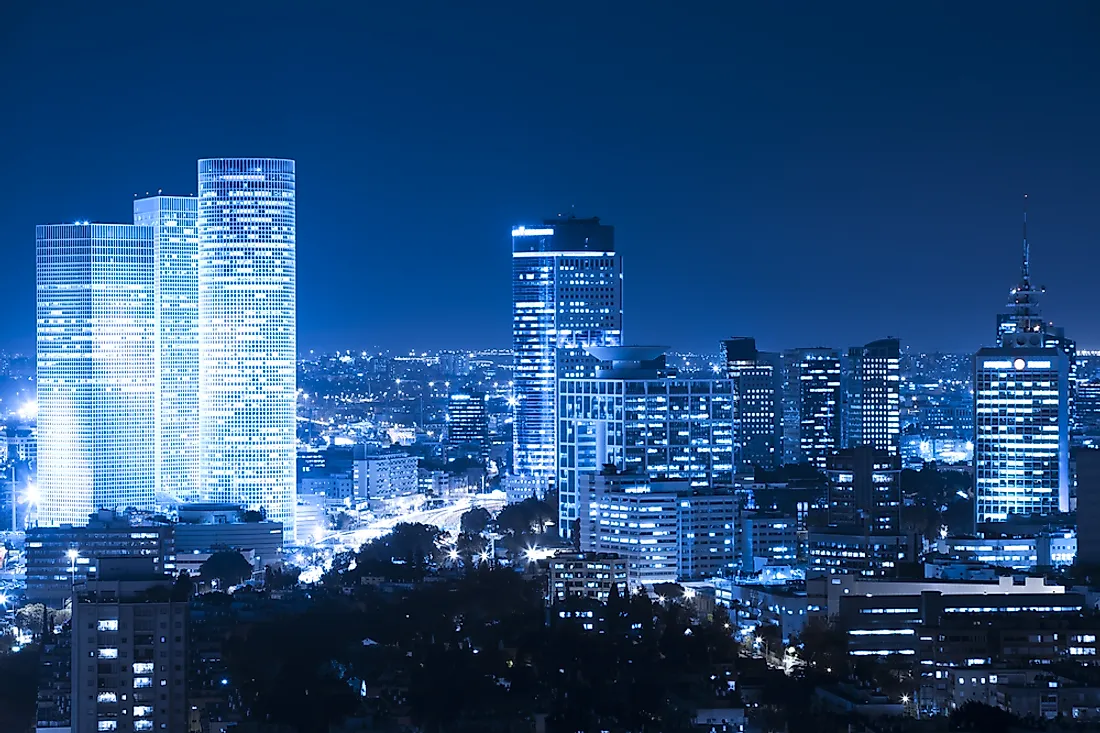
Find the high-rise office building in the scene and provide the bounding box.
[70,558,188,733]
[974,348,1069,522]
[36,223,156,527]
[721,337,781,470]
[133,196,200,503]
[797,349,842,470]
[974,203,1070,523]
[511,217,622,485]
[446,392,490,461]
[845,338,901,454]
[198,158,296,535]
[558,346,735,534]
[808,446,906,577]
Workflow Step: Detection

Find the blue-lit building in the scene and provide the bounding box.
[974,349,1069,521]
[797,349,842,470]
[511,217,622,486]
[36,223,157,527]
[974,207,1071,523]
[446,392,490,461]
[198,158,297,536]
[845,338,901,455]
[721,337,781,470]
[133,196,200,505]
[558,346,735,535]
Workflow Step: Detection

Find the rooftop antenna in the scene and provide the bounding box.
[1021,193,1030,285]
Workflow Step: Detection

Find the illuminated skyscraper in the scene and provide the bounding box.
[974,349,1069,521]
[511,216,622,484]
[721,337,781,470]
[845,338,901,454]
[198,158,296,535]
[797,349,842,469]
[133,196,200,503]
[974,200,1070,523]
[36,223,156,526]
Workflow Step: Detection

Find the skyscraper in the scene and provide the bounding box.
[721,337,781,470]
[511,216,622,484]
[973,201,1070,523]
[558,346,735,534]
[133,196,200,503]
[198,158,296,535]
[36,223,156,527]
[797,349,842,470]
[973,349,1069,521]
[845,338,901,455]
[808,445,907,577]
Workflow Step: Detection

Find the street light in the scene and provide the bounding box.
[67,548,80,601]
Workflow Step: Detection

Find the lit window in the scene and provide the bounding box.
[133,706,153,717]
[98,722,117,732]
[132,663,154,674]
[98,648,118,659]
[133,677,152,688]
[98,620,119,632]
[96,692,117,703]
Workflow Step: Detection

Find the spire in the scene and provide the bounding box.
[1021,193,1030,286]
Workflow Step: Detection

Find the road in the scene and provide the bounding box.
[317,491,508,552]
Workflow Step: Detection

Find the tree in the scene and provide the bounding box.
[200,551,254,589]
[460,506,492,535]
[172,570,195,601]
[240,508,266,523]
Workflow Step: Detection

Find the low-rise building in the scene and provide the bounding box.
[740,512,798,571]
[548,552,628,604]
[26,510,174,607]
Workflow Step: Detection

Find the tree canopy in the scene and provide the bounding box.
[200,551,254,589]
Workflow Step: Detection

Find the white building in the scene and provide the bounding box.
[198,158,297,536]
[354,452,419,501]
[511,217,622,484]
[36,223,156,526]
[133,196,200,504]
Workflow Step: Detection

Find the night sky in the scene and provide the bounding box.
[2,2,1099,355]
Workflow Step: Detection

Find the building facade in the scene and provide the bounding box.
[721,337,781,470]
[511,217,622,484]
[558,346,735,533]
[25,511,174,606]
[845,338,901,454]
[133,196,200,504]
[973,348,1069,522]
[36,223,157,526]
[447,392,490,461]
[70,558,188,733]
[198,158,296,535]
[797,349,842,470]
[548,552,630,603]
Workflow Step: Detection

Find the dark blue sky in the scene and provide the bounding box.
[2,2,1099,354]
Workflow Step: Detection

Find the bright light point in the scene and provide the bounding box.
[221,678,229,686]
[67,549,80,562]
[901,694,910,704]
[0,593,7,605]
[17,400,37,420]
[19,483,39,506]
[448,549,459,561]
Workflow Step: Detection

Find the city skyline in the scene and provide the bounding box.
[2,4,1100,355]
